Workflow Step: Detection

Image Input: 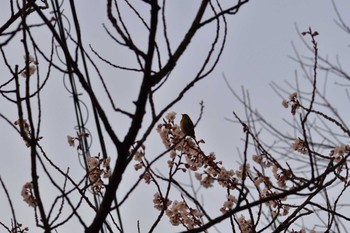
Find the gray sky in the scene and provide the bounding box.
[1,1,350,232]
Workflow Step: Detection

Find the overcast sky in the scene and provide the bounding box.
[1,1,350,232]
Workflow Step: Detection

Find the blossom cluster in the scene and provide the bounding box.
[67,131,90,151]
[220,194,237,213]
[237,215,252,233]
[252,155,292,216]
[330,144,350,163]
[86,154,111,194]
[292,137,308,154]
[251,159,291,217]
[133,144,145,171]
[196,166,237,190]
[10,222,29,233]
[14,119,31,147]
[329,144,350,182]
[252,154,273,168]
[131,144,154,184]
[14,119,42,147]
[262,189,289,217]
[153,192,172,211]
[153,192,203,230]
[166,200,203,229]
[156,111,184,150]
[254,153,294,189]
[20,54,38,78]
[21,182,37,207]
[282,92,300,115]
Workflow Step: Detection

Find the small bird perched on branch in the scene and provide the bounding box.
[180,114,196,141]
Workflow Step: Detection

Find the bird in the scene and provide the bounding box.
[180,114,196,141]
